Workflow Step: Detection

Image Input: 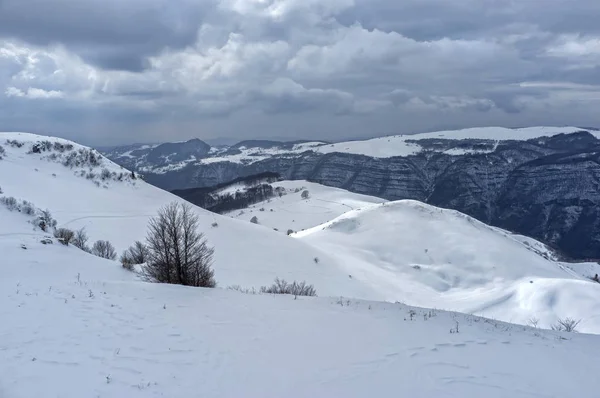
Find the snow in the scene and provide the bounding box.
[224,180,386,233]
[190,126,592,165]
[4,133,597,332]
[0,133,374,299]
[1,230,600,398]
[314,126,589,158]
[294,201,600,333]
[3,133,600,397]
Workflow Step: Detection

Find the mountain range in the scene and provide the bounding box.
[102,126,600,261]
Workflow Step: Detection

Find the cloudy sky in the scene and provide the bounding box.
[1,0,599,145]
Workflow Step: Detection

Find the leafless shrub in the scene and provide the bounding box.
[120,241,149,269]
[21,201,35,215]
[92,240,117,260]
[0,145,5,159]
[0,196,18,211]
[260,278,316,297]
[228,285,259,295]
[250,216,258,224]
[54,228,75,245]
[72,228,90,251]
[551,318,581,333]
[527,317,540,329]
[6,139,24,148]
[100,168,112,180]
[36,209,57,232]
[143,202,216,288]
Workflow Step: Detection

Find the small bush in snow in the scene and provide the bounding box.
[211,222,218,228]
[0,145,5,159]
[92,240,117,260]
[72,228,90,251]
[260,278,317,297]
[0,196,18,211]
[228,285,259,295]
[250,216,258,224]
[100,168,112,180]
[120,241,149,269]
[54,228,75,245]
[21,201,35,215]
[551,318,581,333]
[301,190,310,199]
[287,229,294,235]
[36,209,57,232]
[53,142,73,152]
[6,139,24,148]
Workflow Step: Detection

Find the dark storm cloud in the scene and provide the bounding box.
[0,0,599,145]
[0,0,212,71]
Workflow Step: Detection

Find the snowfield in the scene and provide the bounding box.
[192,126,591,165]
[2,132,600,397]
[224,180,386,233]
[1,227,600,398]
[294,201,600,333]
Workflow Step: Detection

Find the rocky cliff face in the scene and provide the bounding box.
[102,130,600,260]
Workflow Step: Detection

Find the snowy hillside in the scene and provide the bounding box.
[196,126,595,164]
[2,132,600,334]
[0,133,374,298]
[314,126,592,158]
[294,201,600,333]
[3,132,600,397]
[2,229,599,398]
[224,180,386,233]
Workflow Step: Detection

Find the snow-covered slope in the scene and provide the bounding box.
[202,126,595,163]
[1,229,599,398]
[224,180,386,233]
[295,201,600,333]
[315,126,591,158]
[2,132,600,333]
[0,133,376,299]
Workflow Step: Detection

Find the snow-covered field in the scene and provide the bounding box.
[3,132,600,397]
[224,180,386,233]
[2,230,599,398]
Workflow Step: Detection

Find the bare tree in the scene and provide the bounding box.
[92,240,117,260]
[121,241,149,267]
[551,318,581,332]
[54,228,75,245]
[144,202,216,287]
[72,228,90,252]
